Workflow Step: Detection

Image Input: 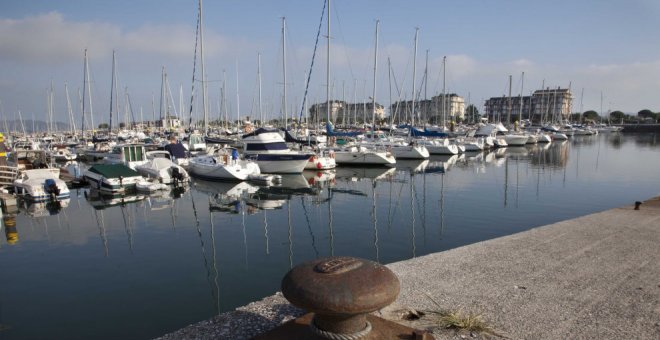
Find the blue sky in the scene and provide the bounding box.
[1,0,659,126]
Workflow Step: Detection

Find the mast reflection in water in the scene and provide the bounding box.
[0,133,659,340]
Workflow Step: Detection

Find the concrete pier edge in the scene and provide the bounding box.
[156,197,660,339]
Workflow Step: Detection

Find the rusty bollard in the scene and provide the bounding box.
[256,256,434,339]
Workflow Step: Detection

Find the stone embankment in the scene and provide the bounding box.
[157,197,660,339]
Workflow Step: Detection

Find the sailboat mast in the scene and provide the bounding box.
[65,82,76,135]
[282,17,288,129]
[109,50,116,132]
[258,53,263,126]
[198,0,208,134]
[87,51,95,133]
[236,60,240,127]
[371,19,379,131]
[81,49,87,136]
[442,56,446,128]
[411,27,419,127]
[507,74,512,125]
[519,72,524,125]
[325,0,331,125]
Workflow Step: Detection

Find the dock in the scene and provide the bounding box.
[156,197,660,339]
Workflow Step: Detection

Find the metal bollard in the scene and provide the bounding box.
[634,201,642,210]
[256,256,434,339]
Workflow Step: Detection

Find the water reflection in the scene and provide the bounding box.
[2,133,660,340]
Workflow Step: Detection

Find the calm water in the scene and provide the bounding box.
[0,133,658,340]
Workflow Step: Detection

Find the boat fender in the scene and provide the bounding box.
[316,162,323,169]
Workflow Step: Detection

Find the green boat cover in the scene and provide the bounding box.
[88,164,141,178]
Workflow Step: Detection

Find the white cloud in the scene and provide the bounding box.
[0,12,120,64]
[0,11,259,65]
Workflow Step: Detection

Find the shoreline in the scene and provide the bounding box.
[156,197,660,339]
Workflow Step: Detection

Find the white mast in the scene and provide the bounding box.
[236,60,240,127]
[441,56,446,128]
[282,17,288,129]
[411,27,419,127]
[371,20,379,131]
[65,82,76,135]
[326,1,331,126]
[519,72,524,125]
[258,53,263,126]
[199,0,208,134]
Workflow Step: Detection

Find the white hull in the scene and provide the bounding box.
[253,157,309,174]
[189,156,260,181]
[136,158,189,184]
[305,154,337,170]
[504,134,529,147]
[332,147,396,165]
[13,169,70,202]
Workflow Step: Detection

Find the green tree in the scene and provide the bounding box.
[582,110,599,122]
[119,122,126,129]
[609,111,625,123]
[465,104,480,123]
[638,109,653,118]
[570,113,581,122]
[98,123,109,129]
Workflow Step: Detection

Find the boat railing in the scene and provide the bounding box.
[0,165,20,186]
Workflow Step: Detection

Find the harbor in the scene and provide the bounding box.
[0,132,659,339]
[158,196,660,339]
[2,1,660,339]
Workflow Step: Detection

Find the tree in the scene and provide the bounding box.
[465,104,480,123]
[638,109,653,118]
[119,122,126,129]
[98,123,109,129]
[609,111,625,123]
[570,113,581,122]
[582,110,599,122]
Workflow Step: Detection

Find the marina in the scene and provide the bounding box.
[2,1,660,339]
[0,132,658,339]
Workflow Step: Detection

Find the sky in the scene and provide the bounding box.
[1,0,659,126]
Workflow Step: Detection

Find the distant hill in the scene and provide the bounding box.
[1,119,71,134]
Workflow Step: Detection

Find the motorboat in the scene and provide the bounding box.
[188,148,261,181]
[330,145,396,166]
[83,164,145,194]
[136,153,189,185]
[242,128,313,173]
[416,138,459,155]
[103,144,149,170]
[49,148,77,162]
[13,168,70,202]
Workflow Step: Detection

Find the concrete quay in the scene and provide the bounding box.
[157,197,660,339]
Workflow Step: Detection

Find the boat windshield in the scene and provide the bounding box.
[245,142,289,152]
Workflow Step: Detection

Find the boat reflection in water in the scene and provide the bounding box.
[84,189,147,210]
[334,166,396,182]
[21,198,71,217]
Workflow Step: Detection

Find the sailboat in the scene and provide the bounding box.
[359,27,429,160]
[325,6,395,165]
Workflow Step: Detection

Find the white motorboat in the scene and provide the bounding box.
[49,148,77,162]
[330,145,396,166]
[136,155,189,185]
[242,128,313,173]
[417,138,459,155]
[188,149,261,181]
[83,164,145,194]
[13,168,70,202]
